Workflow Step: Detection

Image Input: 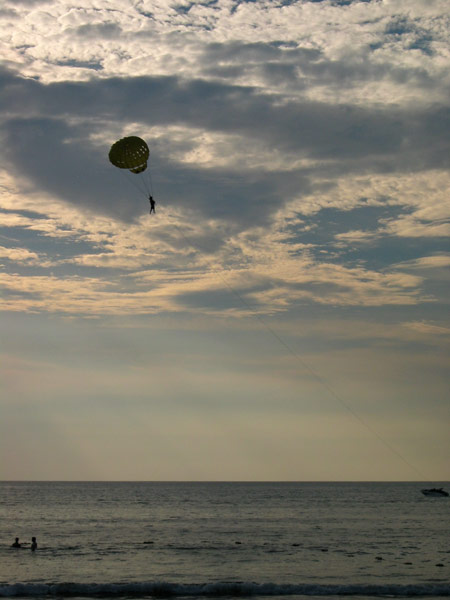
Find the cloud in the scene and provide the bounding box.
[0,0,448,322]
[0,245,40,264]
[0,67,449,229]
[2,0,449,101]
[0,194,432,318]
[382,214,450,238]
[404,320,450,337]
[400,255,450,269]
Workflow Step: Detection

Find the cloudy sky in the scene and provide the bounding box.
[1,0,449,481]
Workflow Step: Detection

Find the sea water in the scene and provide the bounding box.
[0,482,449,598]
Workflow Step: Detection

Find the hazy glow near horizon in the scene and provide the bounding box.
[0,0,449,481]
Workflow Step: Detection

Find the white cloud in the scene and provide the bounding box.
[383,214,450,238]
[292,170,450,217]
[0,185,431,316]
[399,254,450,269]
[1,0,448,107]
[0,245,41,264]
[403,320,450,336]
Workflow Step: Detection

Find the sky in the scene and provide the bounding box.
[0,0,449,482]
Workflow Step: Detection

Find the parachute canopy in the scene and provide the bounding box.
[108,136,149,174]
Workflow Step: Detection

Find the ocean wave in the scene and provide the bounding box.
[1,581,449,598]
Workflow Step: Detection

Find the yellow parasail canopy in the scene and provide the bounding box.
[108,136,150,174]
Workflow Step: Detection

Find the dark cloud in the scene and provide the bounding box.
[202,41,321,64]
[0,207,48,220]
[304,0,373,4]
[377,16,438,56]
[201,41,320,87]
[0,7,17,17]
[0,287,41,300]
[0,217,96,259]
[55,59,104,71]
[0,66,448,225]
[3,0,46,5]
[292,204,448,268]
[73,23,123,39]
[174,288,244,311]
[200,39,442,92]
[203,64,247,79]
[0,116,129,216]
[1,66,447,163]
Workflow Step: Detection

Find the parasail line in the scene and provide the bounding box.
[172,221,429,482]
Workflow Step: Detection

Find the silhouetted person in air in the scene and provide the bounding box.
[31,537,37,551]
[12,537,21,548]
[149,195,156,214]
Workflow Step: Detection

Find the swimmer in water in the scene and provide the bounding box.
[31,537,37,551]
[12,537,21,548]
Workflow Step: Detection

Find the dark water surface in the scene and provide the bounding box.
[1,482,449,598]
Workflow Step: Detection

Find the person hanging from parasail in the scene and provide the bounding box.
[108,136,156,213]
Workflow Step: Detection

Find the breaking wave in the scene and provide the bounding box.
[1,582,449,598]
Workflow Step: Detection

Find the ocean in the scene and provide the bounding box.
[0,482,449,599]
